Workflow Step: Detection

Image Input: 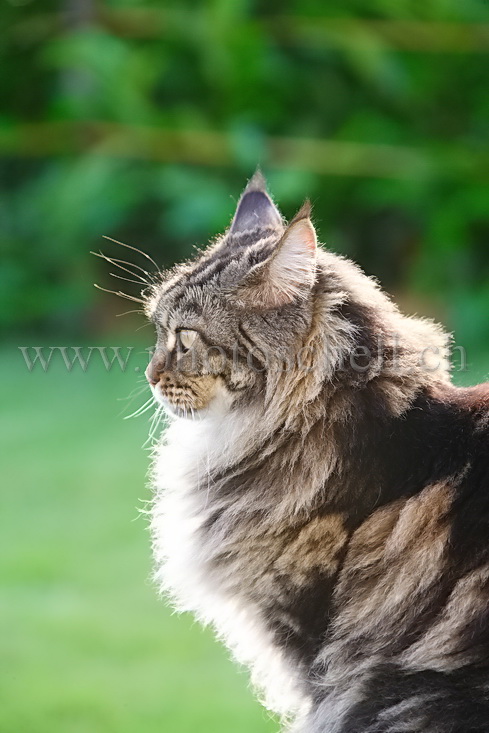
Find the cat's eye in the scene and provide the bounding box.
[176,329,197,352]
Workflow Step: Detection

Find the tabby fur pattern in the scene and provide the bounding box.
[145,173,489,733]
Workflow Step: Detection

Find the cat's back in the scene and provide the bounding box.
[310,381,489,733]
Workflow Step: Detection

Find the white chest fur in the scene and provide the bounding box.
[151,412,309,719]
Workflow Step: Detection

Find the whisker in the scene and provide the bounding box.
[135,322,152,332]
[119,384,148,402]
[92,250,150,284]
[116,309,145,317]
[149,407,159,430]
[102,235,159,271]
[124,396,155,420]
[124,402,154,421]
[117,385,148,418]
[151,406,165,436]
[118,384,148,407]
[91,250,149,282]
[109,272,146,286]
[144,405,165,446]
[94,283,144,304]
[103,254,153,280]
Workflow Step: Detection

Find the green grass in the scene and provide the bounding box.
[1,341,487,733]
[0,345,277,733]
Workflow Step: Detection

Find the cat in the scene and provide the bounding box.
[144,172,489,733]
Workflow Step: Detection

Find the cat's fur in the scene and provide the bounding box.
[145,172,489,732]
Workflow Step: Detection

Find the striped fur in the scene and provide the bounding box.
[145,174,489,732]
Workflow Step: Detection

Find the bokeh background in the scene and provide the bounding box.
[2,2,488,732]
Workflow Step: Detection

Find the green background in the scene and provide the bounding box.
[1,1,488,732]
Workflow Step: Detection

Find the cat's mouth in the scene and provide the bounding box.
[161,396,201,419]
[146,362,224,419]
[150,382,210,420]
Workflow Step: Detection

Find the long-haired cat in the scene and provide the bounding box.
[144,172,489,733]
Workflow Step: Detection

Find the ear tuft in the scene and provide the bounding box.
[243,168,267,194]
[230,172,283,235]
[290,199,312,224]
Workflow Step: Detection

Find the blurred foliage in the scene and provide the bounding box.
[1,0,488,343]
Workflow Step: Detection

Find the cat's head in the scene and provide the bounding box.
[144,173,450,421]
[144,172,325,419]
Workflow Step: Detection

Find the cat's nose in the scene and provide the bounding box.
[146,370,159,387]
[146,356,163,386]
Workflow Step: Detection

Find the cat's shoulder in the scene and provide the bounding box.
[444,383,489,434]
[452,382,489,409]
[430,381,489,416]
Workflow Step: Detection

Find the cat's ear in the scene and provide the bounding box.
[230,170,283,234]
[236,202,317,308]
